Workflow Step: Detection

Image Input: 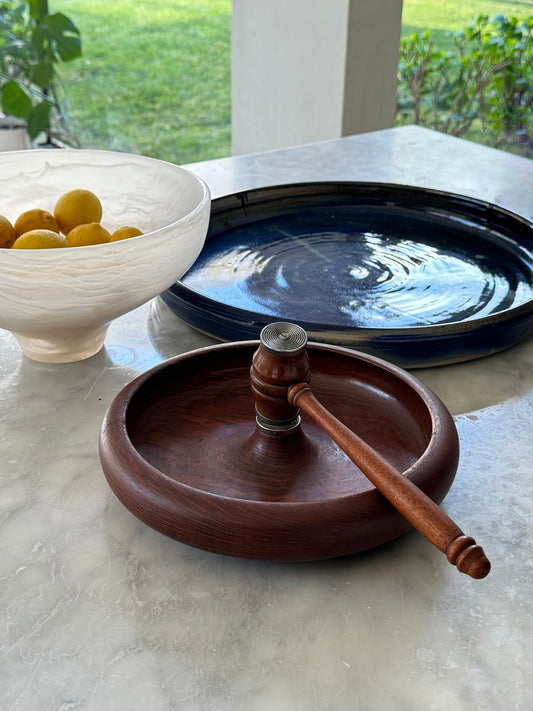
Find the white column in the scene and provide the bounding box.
[231,0,404,155]
[342,1,404,136]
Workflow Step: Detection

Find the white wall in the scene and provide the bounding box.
[231,0,404,155]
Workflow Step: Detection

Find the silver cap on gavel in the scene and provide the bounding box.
[259,322,308,355]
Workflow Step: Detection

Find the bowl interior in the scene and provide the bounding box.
[127,345,434,501]
[0,148,208,236]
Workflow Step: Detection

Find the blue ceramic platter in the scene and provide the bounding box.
[161,182,533,368]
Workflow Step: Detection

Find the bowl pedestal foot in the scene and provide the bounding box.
[13,325,109,363]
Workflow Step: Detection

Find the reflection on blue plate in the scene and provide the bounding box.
[161,182,533,367]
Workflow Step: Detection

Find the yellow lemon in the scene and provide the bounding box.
[0,214,16,248]
[109,226,143,241]
[54,189,103,234]
[66,222,111,247]
[12,229,69,249]
[14,208,60,237]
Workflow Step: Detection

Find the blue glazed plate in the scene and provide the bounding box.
[161,182,533,367]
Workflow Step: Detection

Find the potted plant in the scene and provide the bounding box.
[0,0,81,148]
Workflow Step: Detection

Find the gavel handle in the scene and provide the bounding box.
[287,382,490,579]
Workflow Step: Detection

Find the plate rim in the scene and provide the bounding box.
[162,181,533,364]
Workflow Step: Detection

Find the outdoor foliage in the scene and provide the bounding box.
[0,0,81,145]
[397,14,533,157]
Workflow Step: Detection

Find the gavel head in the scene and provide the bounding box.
[250,322,311,432]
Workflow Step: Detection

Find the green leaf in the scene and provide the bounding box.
[26,98,51,139]
[1,79,32,119]
[43,12,82,61]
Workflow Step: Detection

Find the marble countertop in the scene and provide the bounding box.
[2,126,532,710]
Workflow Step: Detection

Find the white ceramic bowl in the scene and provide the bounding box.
[0,149,210,362]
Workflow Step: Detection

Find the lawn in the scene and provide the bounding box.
[58,0,531,163]
[59,0,231,164]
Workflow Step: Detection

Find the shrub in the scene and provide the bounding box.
[396,14,533,157]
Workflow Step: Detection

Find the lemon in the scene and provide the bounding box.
[14,208,60,237]
[0,215,16,248]
[109,226,143,241]
[12,229,70,249]
[66,222,111,247]
[54,189,103,234]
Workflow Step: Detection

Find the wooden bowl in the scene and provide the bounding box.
[99,341,459,561]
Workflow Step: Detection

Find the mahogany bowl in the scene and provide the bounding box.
[99,340,460,561]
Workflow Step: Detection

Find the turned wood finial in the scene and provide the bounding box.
[446,535,491,579]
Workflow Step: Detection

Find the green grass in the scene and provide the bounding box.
[58,0,231,164]
[56,1,531,162]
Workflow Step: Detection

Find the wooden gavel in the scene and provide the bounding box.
[250,322,490,579]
